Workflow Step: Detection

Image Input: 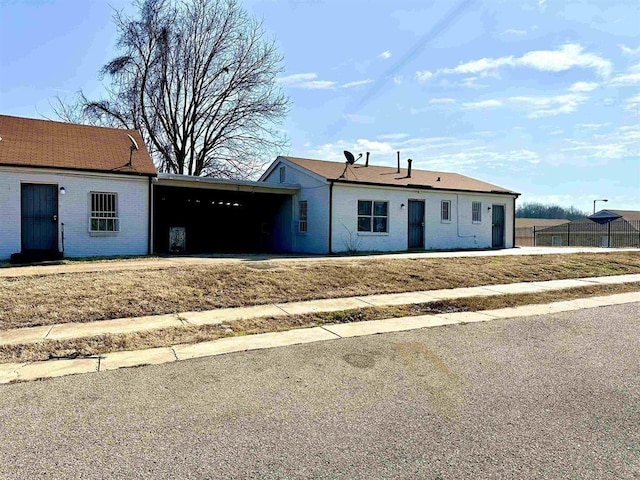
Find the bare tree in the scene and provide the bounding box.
[54,0,289,178]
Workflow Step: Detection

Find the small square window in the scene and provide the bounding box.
[90,192,119,233]
[357,200,388,233]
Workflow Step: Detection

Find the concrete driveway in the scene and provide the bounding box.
[0,303,638,479]
[1,246,638,278]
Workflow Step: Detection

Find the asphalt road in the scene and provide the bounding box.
[1,303,639,479]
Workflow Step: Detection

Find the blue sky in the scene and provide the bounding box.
[1,0,639,211]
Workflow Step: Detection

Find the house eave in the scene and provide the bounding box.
[331,178,520,197]
[0,162,157,178]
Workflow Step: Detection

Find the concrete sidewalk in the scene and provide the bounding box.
[1,246,638,278]
[1,291,638,384]
[2,273,640,348]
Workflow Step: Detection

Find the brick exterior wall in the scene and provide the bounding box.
[0,166,150,259]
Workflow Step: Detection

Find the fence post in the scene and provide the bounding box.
[533,226,536,246]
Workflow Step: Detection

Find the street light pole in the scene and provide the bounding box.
[593,199,608,214]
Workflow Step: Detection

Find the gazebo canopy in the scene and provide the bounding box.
[588,210,622,224]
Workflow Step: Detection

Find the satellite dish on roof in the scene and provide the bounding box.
[126,134,139,167]
[127,134,139,151]
[343,150,362,165]
[344,150,355,164]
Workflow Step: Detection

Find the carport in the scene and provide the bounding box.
[153,174,298,254]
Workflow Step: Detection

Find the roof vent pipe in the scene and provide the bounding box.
[407,159,412,178]
[365,152,370,167]
[397,151,400,173]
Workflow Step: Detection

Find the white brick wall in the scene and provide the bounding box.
[262,159,331,254]
[0,166,150,259]
[330,183,516,253]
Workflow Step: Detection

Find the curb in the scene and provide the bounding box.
[1,291,638,385]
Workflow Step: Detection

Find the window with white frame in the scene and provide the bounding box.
[441,200,451,222]
[358,200,388,233]
[472,201,482,223]
[90,192,119,232]
[279,166,286,183]
[298,200,308,233]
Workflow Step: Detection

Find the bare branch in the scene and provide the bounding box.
[53,0,289,178]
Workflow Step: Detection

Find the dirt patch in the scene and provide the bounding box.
[1,281,637,364]
[0,252,638,330]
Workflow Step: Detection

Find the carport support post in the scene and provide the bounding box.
[533,226,536,246]
[608,221,611,248]
[567,222,571,246]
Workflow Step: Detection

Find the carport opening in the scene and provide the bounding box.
[154,185,293,254]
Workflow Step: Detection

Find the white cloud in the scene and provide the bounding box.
[609,73,640,86]
[501,28,527,36]
[560,123,640,159]
[425,43,612,80]
[393,76,403,85]
[277,73,336,89]
[415,70,433,82]
[459,77,485,88]
[442,56,514,76]
[518,44,612,76]
[461,99,503,109]
[278,73,374,90]
[569,81,599,92]
[429,98,456,104]
[342,79,373,88]
[379,50,392,59]
[508,94,586,118]
[625,94,640,113]
[453,90,588,118]
[619,44,640,56]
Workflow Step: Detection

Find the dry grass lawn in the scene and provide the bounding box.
[2,281,638,364]
[0,252,638,330]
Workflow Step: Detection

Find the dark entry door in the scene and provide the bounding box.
[407,200,425,249]
[492,204,505,248]
[21,184,58,252]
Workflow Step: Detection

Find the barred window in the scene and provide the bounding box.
[441,200,451,222]
[298,200,308,233]
[472,201,482,223]
[358,200,388,233]
[90,192,119,232]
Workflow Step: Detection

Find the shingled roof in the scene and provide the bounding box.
[605,210,640,222]
[0,114,157,176]
[282,156,518,195]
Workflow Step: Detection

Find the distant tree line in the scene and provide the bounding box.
[516,202,588,220]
